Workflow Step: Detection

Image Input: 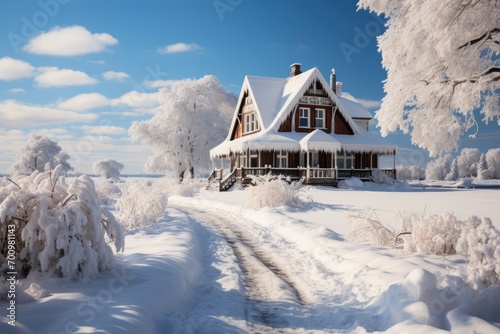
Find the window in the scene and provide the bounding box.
[244,112,259,133]
[299,108,310,128]
[336,154,354,169]
[315,109,325,128]
[250,153,258,167]
[277,150,288,168]
[239,155,247,168]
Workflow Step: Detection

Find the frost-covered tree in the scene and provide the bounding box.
[477,153,490,180]
[93,159,124,181]
[358,0,500,156]
[396,165,425,180]
[486,148,500,179]
[129,75,236,181]
[457,148,481,178]
[0,165,124,281]
[425,154,454,180]
[9,134,73,176]
[445,158,459,181]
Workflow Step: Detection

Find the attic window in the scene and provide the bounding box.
[315,109,325,129]
[244,112,259,133]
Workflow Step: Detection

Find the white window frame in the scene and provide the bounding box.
[315,108,325,129]
[244,112,259,134]
[337,154,354,169]
[299,107,310,128]
[239,155,247,168]
[250,153,259,167]
[277,150,288,168]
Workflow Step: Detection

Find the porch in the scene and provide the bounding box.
[208,166,396,191]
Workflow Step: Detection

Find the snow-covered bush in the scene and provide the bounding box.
[155,177,204,197]
[93,159,124,181]
[347,210,500,288]
[116,180,168,229]
[338,177,364,189]
[0,165,124,285]
[346,210,396,247]
[244,174,306,210]
[9,134,73,176]
[94,179,122,205]
[371,168,394,185]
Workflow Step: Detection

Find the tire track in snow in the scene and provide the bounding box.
[172,205,308,332]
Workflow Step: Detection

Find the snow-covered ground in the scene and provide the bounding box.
[2,179,500,333]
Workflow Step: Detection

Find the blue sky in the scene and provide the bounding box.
[0,0,497,174]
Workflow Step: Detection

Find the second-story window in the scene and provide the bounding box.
[315,109,325,128]
[299,107,310,128]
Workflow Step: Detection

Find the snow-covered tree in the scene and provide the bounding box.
[129,75,236,181]
[357,0,500,156]
[486,148,500,179]
[477,153,489,180]
[0,165,124,281]
[457,148,481,178]
[445,158,459,181]
[93,159,124,181]
[9,134,73,176]
[425,154,454,180]
[396,165,425,180]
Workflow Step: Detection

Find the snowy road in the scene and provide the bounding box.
[173,205,311,333]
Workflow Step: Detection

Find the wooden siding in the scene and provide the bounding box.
[334,112,354,135]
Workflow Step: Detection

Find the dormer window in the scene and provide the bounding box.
[244,112,259,133]
[299,107,310,128]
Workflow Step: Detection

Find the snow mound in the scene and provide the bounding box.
[338,177,364,189]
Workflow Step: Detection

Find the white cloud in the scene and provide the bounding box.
[158,42,201,54]
[0,100,97,127]
[357,98,382,109]
[103,71,130,81]
[144,79,182,88]
[9,88,26,94]
[111,90,162,108]
[35,67,98,87]
[57,90,162,112]
[0,57,34,81]
[57,93,109,111]
[81,125,127,135]
[24,25,118,56]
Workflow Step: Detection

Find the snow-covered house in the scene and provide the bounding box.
[209,63,397,189]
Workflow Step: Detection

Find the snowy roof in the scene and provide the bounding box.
[212,66,396,158]
[338,92,373,119]
[210,128,396,158]
[299,129,341,152]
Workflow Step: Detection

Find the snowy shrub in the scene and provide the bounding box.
[155,177,203,197]
[0,165,124,285]
[244,174,306,210]
[371,168,394,185]
[347,209,500,288]
[9,134,73,176]
[346,210,396,247]
[94,179,122,205]
[93,159,124,181]
[116,180,168,229]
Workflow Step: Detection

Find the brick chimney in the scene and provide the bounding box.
[290,63,302,77]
